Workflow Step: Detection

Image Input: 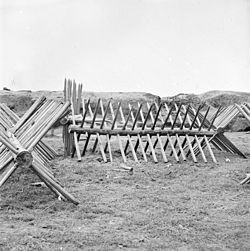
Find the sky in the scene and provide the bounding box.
[0,0,249,96]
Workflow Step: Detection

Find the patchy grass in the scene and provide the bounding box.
[0,132,250,250]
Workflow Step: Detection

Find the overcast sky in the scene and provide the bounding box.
[0,0,249,96]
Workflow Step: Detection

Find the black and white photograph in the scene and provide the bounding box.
[0,0,250,250]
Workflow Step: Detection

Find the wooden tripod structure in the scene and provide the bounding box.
[63,80,246,163]
[0,97,79,205]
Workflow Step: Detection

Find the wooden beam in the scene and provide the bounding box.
[69,126,215,137]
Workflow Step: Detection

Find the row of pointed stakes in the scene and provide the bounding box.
[63,80,246,163]
[63,79,84,158]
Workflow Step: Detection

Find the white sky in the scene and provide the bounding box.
[0,0,249,96]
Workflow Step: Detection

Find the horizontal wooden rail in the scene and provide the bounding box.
[69,125,215,137]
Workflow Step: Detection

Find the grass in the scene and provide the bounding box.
[0,132,250,250]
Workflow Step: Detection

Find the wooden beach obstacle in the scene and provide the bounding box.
[0,97,79,205]
[63,80,246,163]
[212,102,250,129]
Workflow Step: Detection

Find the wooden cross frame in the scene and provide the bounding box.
[63,79,246,164]
[0,97,79,205]
[0,102,58,163]
[68,98,246,163]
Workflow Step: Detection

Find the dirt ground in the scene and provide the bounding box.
[0,132,250,251]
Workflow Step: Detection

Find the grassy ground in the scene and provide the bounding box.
[0,132,250,250]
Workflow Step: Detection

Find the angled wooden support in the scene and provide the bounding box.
[184,105,210,161]
[162,103,182,162]
[112,102,127,162]
[71,99,91,157]
[169,104,190,161]
[240,173,250,185]
[236,104,250,124]
[182,106,219,162]
[0,101,59,163]
[152,103,168,163]
[212,133,246,158]
[136,102,158,162]
[144,103,163,152]
[213,105,240,129]
[82,99,101,156]
[194,104,246,159]
[120,107,138,162]
[104,102,122,154]
[91,99,112,162]
[126,103,147,162]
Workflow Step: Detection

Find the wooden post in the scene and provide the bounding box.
[82,99,101,156]
[127,103,147,162]
[135,103,158,163]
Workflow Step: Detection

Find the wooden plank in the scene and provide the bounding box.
[153,102,168,162]
[204,135,217,163]
[92,99,110,162]
[127,103,147,162]
[194,135,207,162]
[185,135,197,162]
[144,103,163,152]
[105,102,127,162]
[236,104,250,124]
[120,107,138,162]
[153,105,174,149]
[69,126,215,137]
[13,96,46,132]
[167,135,179,162]
[156,134,168,162]
[135,103,157,162]
[76,83,82,115]
[145,103,168,162]
[106,134,113,162]
[163,104,181,151]
[92,99,111,152]
[0,163,19,187]
[72,80,77,114]
[70,97,81,161]
[184,106,209,159]
[96,133,107,162]
[71,99,90,157]
[104,102,121,152]
[170,104,189,159]
[215,133,246,158]
[81,99,100,156]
